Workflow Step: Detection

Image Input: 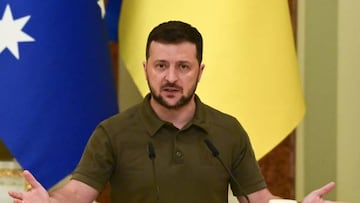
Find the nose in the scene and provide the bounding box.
[165,67,178,83]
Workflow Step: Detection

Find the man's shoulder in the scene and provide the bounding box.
[199,102,249,141]
[200,102,238,123]
[100,103,142,129]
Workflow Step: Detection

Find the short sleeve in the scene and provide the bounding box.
[71,124,115,192]
[230,124,267,196]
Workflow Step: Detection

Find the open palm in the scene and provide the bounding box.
[302,182,347,203]
[8,170,50,203]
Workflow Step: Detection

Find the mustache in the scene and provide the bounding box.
[161,83,182,89]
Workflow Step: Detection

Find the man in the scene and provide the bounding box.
[9,21,345,203]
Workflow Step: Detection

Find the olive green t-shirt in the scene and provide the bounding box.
[72,94,266,203]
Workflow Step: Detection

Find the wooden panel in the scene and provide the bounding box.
[0,141,12,160]
[259,131,296,199]
[97,183,110,203]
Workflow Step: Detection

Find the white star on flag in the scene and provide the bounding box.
[0,4,35,59]
[97,0,106,18]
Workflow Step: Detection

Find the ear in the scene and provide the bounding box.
[143,61,148,76]
[198,63,205,82]
[143,61,147,70]
[143,61,149,80]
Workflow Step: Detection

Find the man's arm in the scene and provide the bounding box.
[237,188,278,203]
[237,182,347,203]
[8,170,99,203]
[49,179,99,203]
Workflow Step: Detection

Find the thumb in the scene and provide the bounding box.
[314,181,336,197]
[23,170,42,189]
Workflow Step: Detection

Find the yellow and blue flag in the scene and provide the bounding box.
[0,0,118,188]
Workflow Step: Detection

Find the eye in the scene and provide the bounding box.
[155,62,167,71]
[178,63,190,71]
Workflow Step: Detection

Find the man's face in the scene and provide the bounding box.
[144,41,204,109]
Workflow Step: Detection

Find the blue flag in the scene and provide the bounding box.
[0,0,118,189]
[105,0,122,41]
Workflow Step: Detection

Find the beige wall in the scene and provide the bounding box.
[337,0,360,201]
[297,0,360,202]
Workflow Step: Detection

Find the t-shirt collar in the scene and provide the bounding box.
[140,93,210,137]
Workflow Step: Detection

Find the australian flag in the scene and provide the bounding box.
[0,0,118,189]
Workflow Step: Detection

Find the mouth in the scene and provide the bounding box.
[163,86,180,92]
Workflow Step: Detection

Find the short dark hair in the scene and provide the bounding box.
[146,21,203,63]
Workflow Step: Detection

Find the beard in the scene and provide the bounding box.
[147,79,199,110]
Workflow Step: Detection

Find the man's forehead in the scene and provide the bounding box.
[148,41,197,53]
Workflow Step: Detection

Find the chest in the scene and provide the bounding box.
[113,127,233,192]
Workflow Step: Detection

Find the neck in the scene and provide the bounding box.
[150,96,196,129]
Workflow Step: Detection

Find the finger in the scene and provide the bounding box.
[8,190,23,199]
[14,199,23,203]
[23,170,41,189]
[315,181,336,197]
[13,199,22,203]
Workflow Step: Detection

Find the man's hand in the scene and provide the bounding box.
[8,170,50,203]
[302,182,347,203]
